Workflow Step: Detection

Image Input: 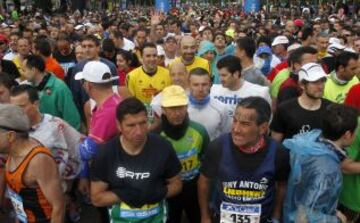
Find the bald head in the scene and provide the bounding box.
[180,36,197,63]
[170,62,189,89]
[181,36,196,47]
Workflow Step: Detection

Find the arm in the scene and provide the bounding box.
[272,181,287,220]
[90,180,121,207]
[165,175,182,198]
[341,158,360,174]
[198,174,212,223]
[30,154,65,223]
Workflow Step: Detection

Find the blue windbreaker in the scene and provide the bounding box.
[283,129,342,223]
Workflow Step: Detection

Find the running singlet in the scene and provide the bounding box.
[6,147,53,223]
[160,121,209,181]
[216,135,277,223]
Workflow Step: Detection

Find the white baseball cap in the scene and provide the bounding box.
[298,63,327,82]
[75,61,118,83]
[327,42,346,54]
[272,36,289,46]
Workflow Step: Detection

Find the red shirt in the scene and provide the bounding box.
[345,83,360,110]
[118,67,133,86]
[267,60,288,82]
[46,57,65,80]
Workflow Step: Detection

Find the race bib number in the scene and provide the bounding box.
[119,202,161,219]
[7,187,28,223]
[178,148,199,180]
[220,202,261,223]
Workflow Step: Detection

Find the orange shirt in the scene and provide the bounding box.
[6,146,53,223]
[46,57,65,80]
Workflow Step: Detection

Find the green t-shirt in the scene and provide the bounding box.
[323,73,359,104]
[339,118,360,211]
[160,121,210,181]
[270,68,290,98]
[39,74,81,130]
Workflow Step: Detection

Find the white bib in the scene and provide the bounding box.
[220,202,261,223]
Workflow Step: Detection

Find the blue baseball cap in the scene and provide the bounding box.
[256,46,272,57]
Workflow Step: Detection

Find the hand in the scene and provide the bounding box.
[151,11,161,26]
[78,178,90,196]
[201,215,212,223]
[336,210,347,223]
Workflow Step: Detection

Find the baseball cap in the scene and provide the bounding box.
[298,63,327,82]
[0,104,30,132]
[75,61,118,83]
[327,42,346,54]
[256,46,272,56]
[272,36,289,46]
[161,85,188,107]
[287,43,302,52]
[294,19,304,27]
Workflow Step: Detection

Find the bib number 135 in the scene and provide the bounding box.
[220,202,261,223]
[230,214,251,223]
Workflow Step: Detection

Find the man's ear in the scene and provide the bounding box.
[259,122,269,136]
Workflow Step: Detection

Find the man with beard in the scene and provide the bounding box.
[170,36,210,74]
[271,63,332,142]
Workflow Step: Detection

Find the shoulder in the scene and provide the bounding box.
[194,56,208,63]
[209,98,227,112]
[147,133,173,149]
[100,58,116,68]
[210,84,225,94]
[156,66,170,74]
[244,81,269,92]
[98,136,120,156]
[128,67,142,76]
[189,121,208,136]
[277,98,298,110]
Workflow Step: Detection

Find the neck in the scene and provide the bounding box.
[181,57,195,66]
[165,51,176,59]
[10,138,34,157]
[298,94,321,110]
[229,79,242,91]
[93,90,114,107]
[34,72,46,86]
[32,112,43,126]
[143,65,157,74]
[241,57,253,69]
[335,71,347,82]
[331,139,344,150]
[120,135,146,155]
[216,47,225,54]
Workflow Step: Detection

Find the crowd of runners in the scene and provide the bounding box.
[0,1,360,223]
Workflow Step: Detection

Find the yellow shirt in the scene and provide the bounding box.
[323,73,359,104]
[170,56,210,74]
[12,55,25,80]
[126,66,171,104]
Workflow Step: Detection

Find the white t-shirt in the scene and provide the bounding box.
[122,38,135,51]
[210,81,272,119]
[188,98,231,140]
[30,114,83,180]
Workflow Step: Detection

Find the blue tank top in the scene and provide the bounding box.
[215,134,277,222]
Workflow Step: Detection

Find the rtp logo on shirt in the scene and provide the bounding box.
[116,167,150,180]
